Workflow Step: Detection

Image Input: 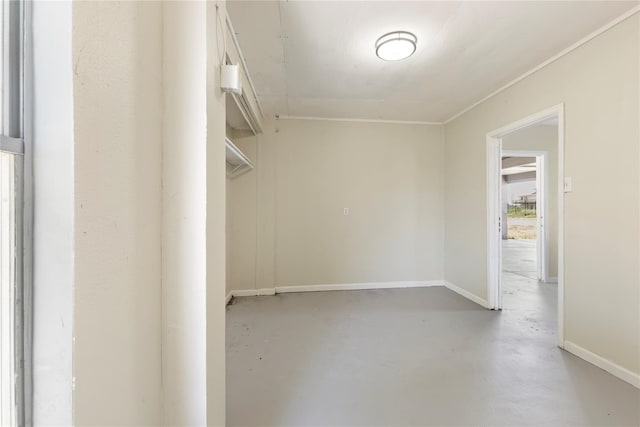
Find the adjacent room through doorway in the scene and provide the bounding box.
[501,154,539,281]
[498,118,560,326]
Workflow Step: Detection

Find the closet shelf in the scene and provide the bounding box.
[225,137,254,178]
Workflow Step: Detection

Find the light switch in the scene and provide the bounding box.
[564,177,572,193]
[343,208,350,216]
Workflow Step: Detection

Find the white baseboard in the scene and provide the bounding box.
[546,277,558,284]
[231,289,259,297]
[275,280,443,294]
[563,341,640,388]
[231,288,276,297]
[225,292,233,306]
[443,281,491,309]
[229,280,493,312]
[228,281,443,300]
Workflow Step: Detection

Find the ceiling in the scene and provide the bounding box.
[502,161,536,177]
[227,1,636,123]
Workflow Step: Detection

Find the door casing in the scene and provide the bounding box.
[485,103,565,347]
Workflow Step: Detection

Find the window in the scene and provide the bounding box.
[0,0,27,426]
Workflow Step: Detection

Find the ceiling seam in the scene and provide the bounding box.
[277,0,290,117]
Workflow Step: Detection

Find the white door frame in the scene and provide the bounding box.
[486,103,565,347]
[502,149,549,282]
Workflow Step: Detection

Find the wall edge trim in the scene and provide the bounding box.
[443,281,491,309]
[276,115,442,126]
[563,340,640,389]
[231,288,276,297]
[443,6,640,124]
[275,280,443,294]
[228,280,444,299]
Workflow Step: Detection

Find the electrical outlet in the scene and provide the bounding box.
[343,208,350,216]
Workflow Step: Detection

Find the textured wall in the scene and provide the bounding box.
[73,1,163,424]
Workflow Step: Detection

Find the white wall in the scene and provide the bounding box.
[206,1,228,423]
[444,14,639,376]
[72,1,163,424]
[226,119,445,291]
[226,134,258,295]
[226,178,232,294]
[32,1,74,424]
[33,1,229,425]
[162,1,208,424]
[502,124,559,279]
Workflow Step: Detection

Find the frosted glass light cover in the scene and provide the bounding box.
[375,31,417,61]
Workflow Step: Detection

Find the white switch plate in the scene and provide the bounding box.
[564,177,572,193]
[343,208,350,216]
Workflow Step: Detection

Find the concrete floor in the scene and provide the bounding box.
[226,242,640,426]
[503,238,538,280]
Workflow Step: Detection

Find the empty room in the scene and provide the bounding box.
[1,0,638,426]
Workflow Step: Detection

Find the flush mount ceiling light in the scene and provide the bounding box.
[375,31,417,61]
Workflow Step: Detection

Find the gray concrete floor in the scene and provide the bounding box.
[226,242,640,426]
[503,239,538,280]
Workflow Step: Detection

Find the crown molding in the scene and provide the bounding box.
[444,5,640,124]
[276,115,442,126]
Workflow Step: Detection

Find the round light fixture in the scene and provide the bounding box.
[375,31,417,61]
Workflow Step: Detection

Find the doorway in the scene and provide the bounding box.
[486,104,565,347]
[501,150,548,282]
